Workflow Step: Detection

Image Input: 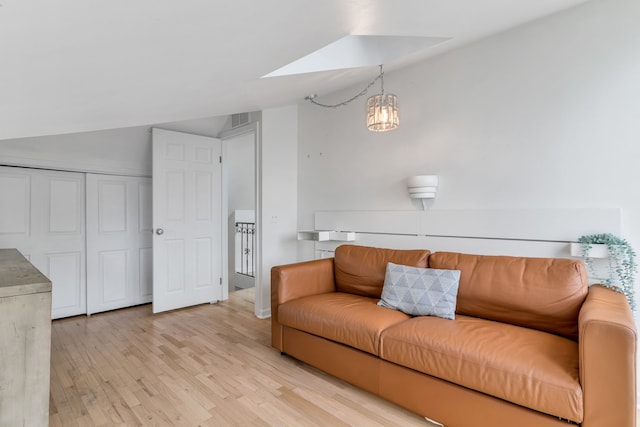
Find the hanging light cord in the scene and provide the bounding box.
[305,65,385,108]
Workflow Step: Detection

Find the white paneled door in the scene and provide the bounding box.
[86,174,153,315]
[0,166,86,318]
[152,128,222,313]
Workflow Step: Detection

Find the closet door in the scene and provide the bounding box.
[0,166,86,319]
[86,174,152,315]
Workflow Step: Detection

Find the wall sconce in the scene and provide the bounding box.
[407,175,438,210]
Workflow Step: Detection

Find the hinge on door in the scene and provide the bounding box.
[219,156,222,163]
[219,277,222,285]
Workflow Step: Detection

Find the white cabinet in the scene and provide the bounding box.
[0,166,86,318]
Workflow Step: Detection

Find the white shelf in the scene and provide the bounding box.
[297,230,356,242]
[570,243,609,258]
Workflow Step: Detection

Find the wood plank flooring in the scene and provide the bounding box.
[49,289,429,426]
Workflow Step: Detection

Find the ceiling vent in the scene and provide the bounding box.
[231,112,250,128]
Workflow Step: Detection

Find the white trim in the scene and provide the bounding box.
[220,138,229,301]
[254,122,264,319]
[255,307,271,319]
[0,153,150,177]
[315,208,622,243]
[311,208,622,260]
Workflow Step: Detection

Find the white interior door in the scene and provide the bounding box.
[152,128,222,313]
[0,166,86,319]
[86,174,153,315]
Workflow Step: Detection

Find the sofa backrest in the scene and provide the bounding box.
[429,252,588,340]
[334,245,430,299]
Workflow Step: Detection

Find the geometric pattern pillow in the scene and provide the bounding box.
[378,262,461,320]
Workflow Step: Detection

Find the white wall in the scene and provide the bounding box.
[298,0,640,263]
[0,116,228,176]
[227,132,256,214]
[258,105,298,318]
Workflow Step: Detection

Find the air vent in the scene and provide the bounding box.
[231,112,250,128]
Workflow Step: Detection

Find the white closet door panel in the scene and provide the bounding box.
[48,179,81,234]
[36,172,86,318]
[139,181,153,233]
[0,172,30,236]
[46,251,83,317]
[139,247,153,299]
[86,174,152,315]
[138,182,153,300]
[37,175,84,240]
[100,250,128,303]
[100,182,127,233]
[0,166,86,319]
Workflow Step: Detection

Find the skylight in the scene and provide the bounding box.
[262,35,451,78]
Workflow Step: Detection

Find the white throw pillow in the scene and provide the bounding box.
[378,262,461,320]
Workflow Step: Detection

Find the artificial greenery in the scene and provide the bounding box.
[577,233,637,311]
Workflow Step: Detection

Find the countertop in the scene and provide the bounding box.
[0,248,52,298]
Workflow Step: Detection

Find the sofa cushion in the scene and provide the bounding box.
[378,262,461,319]
[429,252,588,340]
[335,245,430,298]
[379,315,583,423]
[278,292,410,355]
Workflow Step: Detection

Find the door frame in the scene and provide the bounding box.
[219,122,262,317]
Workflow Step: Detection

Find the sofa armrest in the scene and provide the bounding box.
[579,285,637,427]
[271,258,336,350]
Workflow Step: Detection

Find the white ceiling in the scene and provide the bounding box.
[0,0,590,140]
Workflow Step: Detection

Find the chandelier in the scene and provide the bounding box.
[305,64,399,132]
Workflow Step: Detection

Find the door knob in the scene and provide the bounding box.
[156,228,164,235]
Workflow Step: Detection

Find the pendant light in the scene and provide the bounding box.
[305,64,399,132]
[366,65,399,132]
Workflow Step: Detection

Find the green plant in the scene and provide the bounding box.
[577,233,637,311]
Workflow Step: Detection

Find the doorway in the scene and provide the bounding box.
[221,124,258,304]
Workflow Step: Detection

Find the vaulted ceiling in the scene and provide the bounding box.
[0,0,589,140]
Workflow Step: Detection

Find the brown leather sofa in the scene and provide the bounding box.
[271,245,637,427]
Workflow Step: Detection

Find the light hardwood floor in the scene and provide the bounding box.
[49,289,429,426]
